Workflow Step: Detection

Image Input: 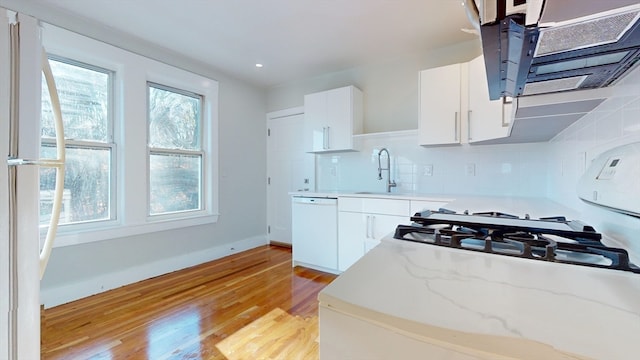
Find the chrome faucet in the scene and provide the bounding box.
[377,148,397,193]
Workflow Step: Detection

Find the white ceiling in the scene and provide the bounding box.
[19,0,476,88]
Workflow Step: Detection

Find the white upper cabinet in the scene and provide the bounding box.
[304,85,363,152]
[419,57,514,146]
[467,56,512,143]
[418,63,462,145]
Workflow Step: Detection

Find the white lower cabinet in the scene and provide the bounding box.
[338,197,410,272]
[338,212,406,271]
[291,196,450,274]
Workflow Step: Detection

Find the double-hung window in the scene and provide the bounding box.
[147,83,204,216]
[40,57,114,227]
[38,23,218,247]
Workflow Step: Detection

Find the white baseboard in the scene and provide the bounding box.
[41,235,268,308]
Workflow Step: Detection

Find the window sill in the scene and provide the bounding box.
[52,213,220,248]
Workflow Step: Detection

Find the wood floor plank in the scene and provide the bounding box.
[41,245,336,359]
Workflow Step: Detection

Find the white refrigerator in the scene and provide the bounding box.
[1,10,65,359]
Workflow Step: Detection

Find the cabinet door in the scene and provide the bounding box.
[304,91,327,152]
[369,213,407,242]
[338,212,408,272]
[467,56,510,143]
[326,86,352,151]
[338,211,366,272]
[419,64,461,145]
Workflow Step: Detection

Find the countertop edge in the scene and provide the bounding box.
[319,294,591,360]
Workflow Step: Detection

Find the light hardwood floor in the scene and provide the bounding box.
[41,245,337,359]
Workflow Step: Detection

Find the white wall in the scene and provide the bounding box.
[547,65,640,264]
[0,1,269,307]
[267,40,482,133]
[41,74,267,307]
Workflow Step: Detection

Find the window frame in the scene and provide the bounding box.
[42,23,220,248]
[146,82,205,218]
[40,55,117,230]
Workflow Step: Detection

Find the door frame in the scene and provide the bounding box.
[266,106,311,246]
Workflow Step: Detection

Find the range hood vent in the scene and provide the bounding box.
[535,9,640,57]
[522,75,587,95]
[476,0,640,100]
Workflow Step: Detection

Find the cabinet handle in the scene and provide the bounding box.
[326,126,330,149]
[370,216,375,239]
[502,97,511,128]
[366,215,371,238]
[467,110,472,141]
[323,127,330,149]
[454,112,458,142]
[322,127,326,149]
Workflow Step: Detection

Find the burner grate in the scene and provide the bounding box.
[394,209,640,274]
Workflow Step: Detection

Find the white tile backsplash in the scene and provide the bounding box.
[549,64,640,264]
[316,131,550,197]
[623,98,640,135]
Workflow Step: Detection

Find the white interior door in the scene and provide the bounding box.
[267,109,314,245]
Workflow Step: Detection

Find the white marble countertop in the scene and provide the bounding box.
[289,190,454,202]
[319,237,640,359]
[290,191,581,220]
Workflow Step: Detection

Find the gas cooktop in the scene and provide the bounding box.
[394,209,640,274]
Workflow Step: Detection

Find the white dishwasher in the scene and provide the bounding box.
[291,196,338,273]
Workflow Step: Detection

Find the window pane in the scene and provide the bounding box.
[41,59,110,142]
[39,145,111,225]
[149,153,202,215]
[148,85,201,150]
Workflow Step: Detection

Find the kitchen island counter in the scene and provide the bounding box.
[319,235,640,359]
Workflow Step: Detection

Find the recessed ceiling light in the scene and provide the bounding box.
[255,63,263,68]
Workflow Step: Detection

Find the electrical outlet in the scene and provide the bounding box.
[423,164,433,176]
[465,163,475,176]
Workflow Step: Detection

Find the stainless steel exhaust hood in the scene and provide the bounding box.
[475,0,640,100]
[465,0,638,144]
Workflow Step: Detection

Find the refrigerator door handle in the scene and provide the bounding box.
[8,49,67,279]
[38,49,65,279]
[7,158,64,167]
